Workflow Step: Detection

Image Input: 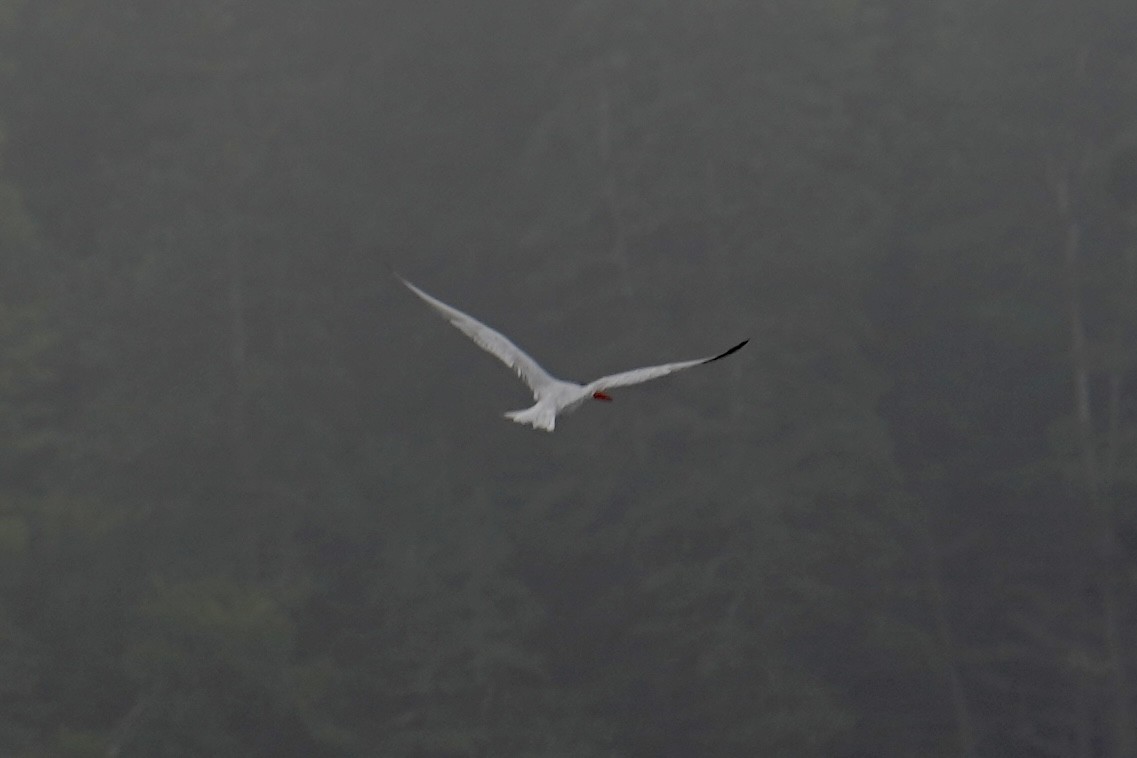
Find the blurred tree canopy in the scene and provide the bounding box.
[0,0,1135,756]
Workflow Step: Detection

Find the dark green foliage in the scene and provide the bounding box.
[1108,142,1137,214]
[0,0,1135,756]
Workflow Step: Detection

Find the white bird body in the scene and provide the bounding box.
[397,274,746,432]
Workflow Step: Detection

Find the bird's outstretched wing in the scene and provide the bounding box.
[397,274,557,396]
[586,340,748,392]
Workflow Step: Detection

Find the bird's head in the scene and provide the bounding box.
[592,391,613,402]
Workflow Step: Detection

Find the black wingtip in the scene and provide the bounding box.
[703,339,749,364]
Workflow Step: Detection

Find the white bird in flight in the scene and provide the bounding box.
[397,273,747,432]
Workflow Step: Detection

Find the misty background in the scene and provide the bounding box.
[1,1,1136,756]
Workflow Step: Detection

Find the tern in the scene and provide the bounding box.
[397,273,747,432]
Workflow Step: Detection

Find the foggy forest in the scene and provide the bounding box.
[1,1,1137,756]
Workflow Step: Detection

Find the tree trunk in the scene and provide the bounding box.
[917,502,977,757]
[226,241,251,481]
[1052,163,1136,758]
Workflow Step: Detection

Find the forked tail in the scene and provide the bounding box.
[504,405,556,432]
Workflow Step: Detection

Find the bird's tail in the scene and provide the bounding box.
[504,405,555,432]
